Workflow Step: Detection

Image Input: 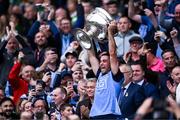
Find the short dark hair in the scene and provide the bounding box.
[32,98,49,112]
[0,97,15,109]
[54,87,67,98]
[82,0,93,5]
[45,47,58,54]
[129,61,146,72]
[106,0,118,5]
[98,51,109,59]
[60,103,72,112]
[161,49,175,58]
[119,16,132,24]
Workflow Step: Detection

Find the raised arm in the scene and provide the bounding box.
[108,21,119,75]
[170,28,180,59]
[144,8,158,29]
[87,45,99,76]
[128,0,142,23]
[8,52,24,90]
[72,3,85,29]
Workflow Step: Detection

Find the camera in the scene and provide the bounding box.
[47,71,51,76]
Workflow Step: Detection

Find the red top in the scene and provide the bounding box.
[8,61,28,104]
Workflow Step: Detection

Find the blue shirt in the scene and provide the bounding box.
[90,70,123,117]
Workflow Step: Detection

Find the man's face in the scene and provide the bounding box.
[61,106,73,117]
[45,50,58,64]
[24,6,36,20]
[33,100,46,114]
[72,70,83,83]
[34,32,47,47]
[52,88,64,105]
[175,4,180,22]
[86,81,96,98]
[65,54,77,68]
[99,55,110,74]
[6,38,19,54]
[154,1,163,15]
[162,52,176,68]
[21,65,35,81]
[82,2,92,14]
[61,76,73,86]
[60,19,71,34]
[117,17,131,33]
[131,64,145,82]
[1,101,14,117]
[171,67,180,84]
[35,84,43,93]
[55,8,67,19]
[67,0,77,13]
[130,41,142,52]
[107,4,118,15]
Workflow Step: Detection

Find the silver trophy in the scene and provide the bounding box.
[74,7,112,49]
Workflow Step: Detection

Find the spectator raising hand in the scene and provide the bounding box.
[166,80,177,95]
[170,28,180,59]
[138,42,151,56]
[42,72,51,85]
[154,31,167,42]
[17,51,25,62]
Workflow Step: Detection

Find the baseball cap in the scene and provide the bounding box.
[129,35,143,44]
[65,50,78,58]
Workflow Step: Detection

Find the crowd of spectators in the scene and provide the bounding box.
[0,0,180,119]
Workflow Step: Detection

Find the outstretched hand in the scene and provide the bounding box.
[108,21,117,36]
[137,42,151,56]
[18,51,25,62]
[170,28,178,39]
[166,80,177,94]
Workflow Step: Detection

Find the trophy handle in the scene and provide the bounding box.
[73,28,92,49]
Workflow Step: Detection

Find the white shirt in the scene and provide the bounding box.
[136,79,145,86]
[176,83,180,105]
[123,82,131,95]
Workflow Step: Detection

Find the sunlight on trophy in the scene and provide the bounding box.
[74,7,112,49]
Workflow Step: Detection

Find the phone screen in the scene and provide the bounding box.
[36,4,44,12]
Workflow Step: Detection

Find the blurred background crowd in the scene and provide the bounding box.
[0,0,180,119]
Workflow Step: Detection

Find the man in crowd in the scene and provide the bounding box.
[88,21,123,119]
[159,49,179,98]
[131,61,160,98]
[114,16,140,58]
[76,79,96,119]
[0,97,18,119]
[119,64,145,119]
[8,52,35,104]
